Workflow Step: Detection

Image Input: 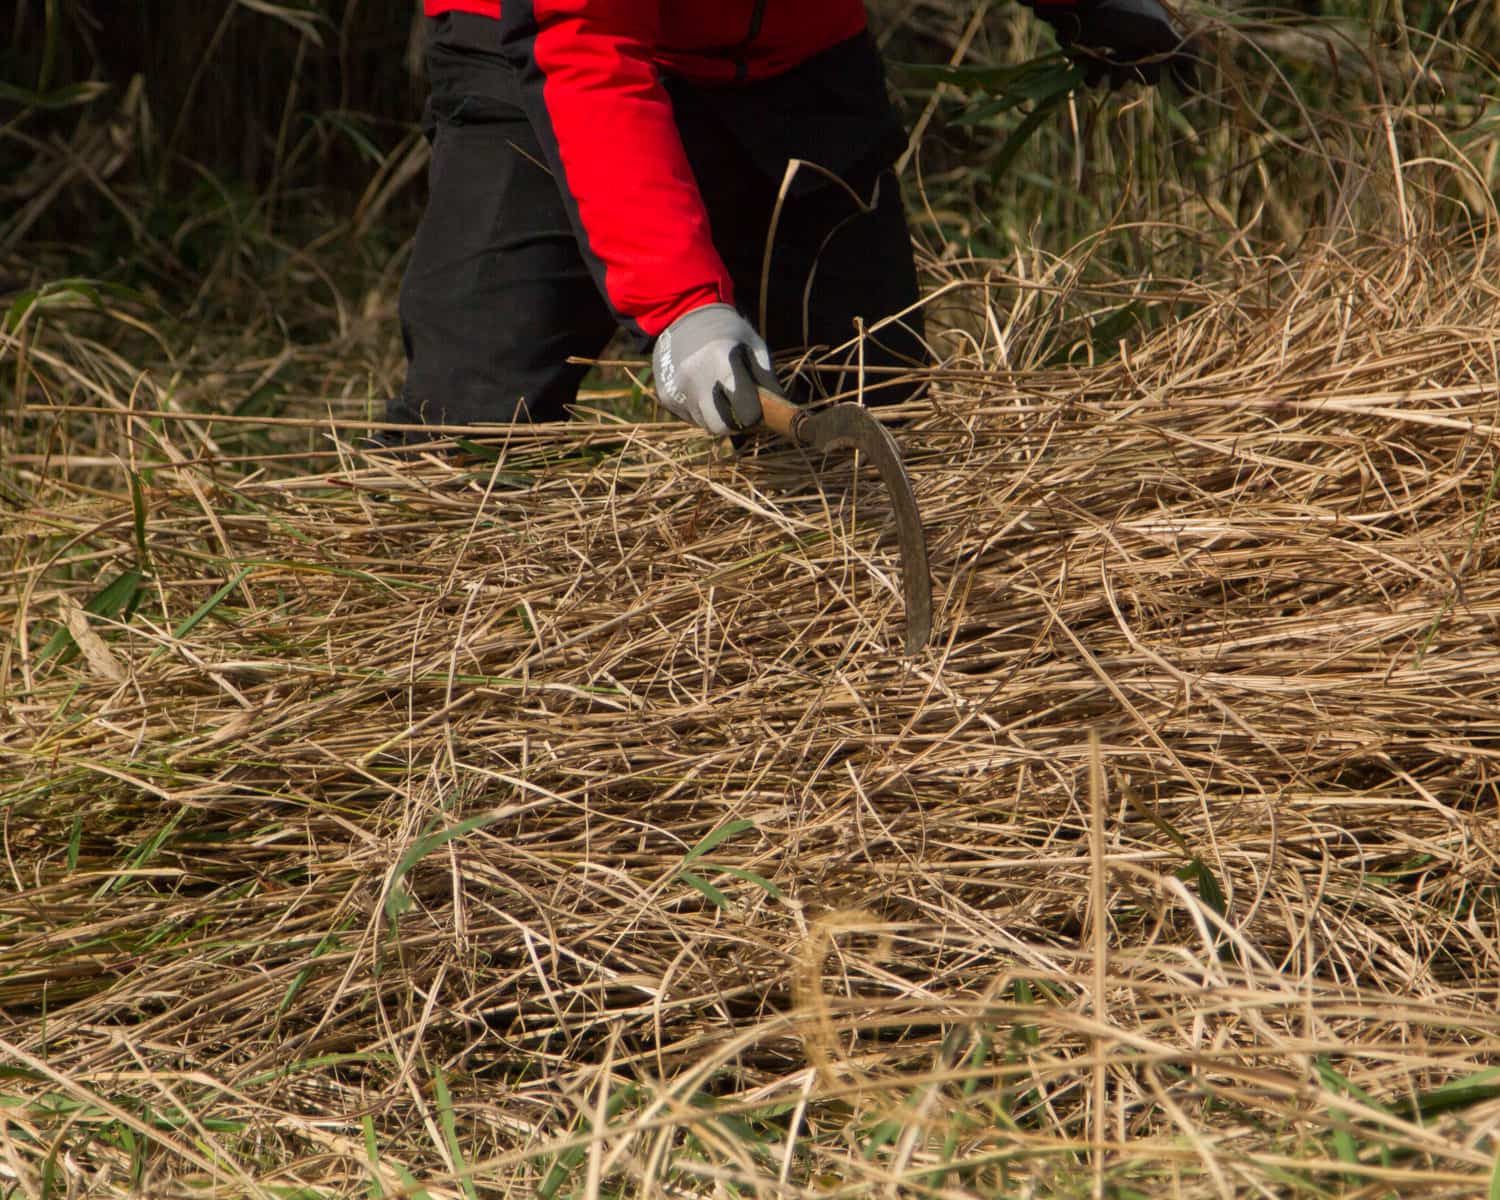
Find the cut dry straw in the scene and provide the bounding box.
[3,235,1500,1197]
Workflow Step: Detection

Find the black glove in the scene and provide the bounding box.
[1027,0,1197,91]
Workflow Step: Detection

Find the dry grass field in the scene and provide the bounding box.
[5,2,1500,1197]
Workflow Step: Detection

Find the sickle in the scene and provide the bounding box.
[756,388,932,655]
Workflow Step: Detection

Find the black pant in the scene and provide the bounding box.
[390,16,926,429]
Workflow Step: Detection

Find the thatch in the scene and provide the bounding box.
[4,235,1500,1196]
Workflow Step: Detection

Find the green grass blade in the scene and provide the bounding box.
[66,812,81,871]
[37,569,145,664]
[128,470,152,573]
[676,870,730,910]
[276,916,353,1016]
[537,1083,637,1200]
[172,568,254,640]
[93,806,186,898]
[1402,1066,1500,1121]
[1315,1057,1387,1112]
[988,66,1084,184]
[362,1114,385,1200]
[385,811,508,927]
[0,79,111,110]
[432,1067,477,1200]
[705,864,785,900]
[682,818,755,862]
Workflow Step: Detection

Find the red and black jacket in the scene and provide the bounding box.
[424,2,1070,338]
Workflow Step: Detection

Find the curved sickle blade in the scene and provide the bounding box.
[761,395,931,654]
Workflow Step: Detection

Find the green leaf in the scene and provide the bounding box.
[453,437,502,462]
[1330,1122,1359,1176]
[362,1114,385,1200]
[892,54,1072,94]
[395,1166,432,1198]
[172,569,253,640]
[953,61,1086,128]
[452,440,537,488]
[1009,978,1040,1048]
[384,811,507,927]
[1315,1056,1386,1112]
[121,1126,144,1190]
[433,1067,477,1200]
[2,290,37,333]
[39,0,61,92]
[382,883,412,926]
[277,914,354,1016]
[1315,1055,1389,1185]
[38,569,146,665]
[1176,857,1239,963]
[1186,858,1227,920]
[1087,301,1146,355]
[861,1116,905,1159]
[94,807,187,898]
[989,74,1080,184]
[677,869,730,910]
[683,818,756,863]
[963,1031,993,1098]
[706,864,785,900]
[1402,1066,1500,1121]
[233,382,288,418]
[536,1083,637,1200]
[315,112,385,165]
[128,471,152,574]
[952,94,1031,126]
[4,278,144,333]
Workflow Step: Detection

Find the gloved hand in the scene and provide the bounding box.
[652,303,779,436]
[1028,0,1197,91]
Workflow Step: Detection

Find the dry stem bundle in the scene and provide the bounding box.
[3,235,1500,1196]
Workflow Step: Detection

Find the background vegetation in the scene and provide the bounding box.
[4,1,1500,1196]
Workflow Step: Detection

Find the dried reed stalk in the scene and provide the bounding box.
[3,236,1500,1196]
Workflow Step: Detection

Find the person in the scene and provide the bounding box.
[385,0,1195,443]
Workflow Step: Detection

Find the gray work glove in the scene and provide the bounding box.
[652,303,778,435]
[1028,0,1197,91]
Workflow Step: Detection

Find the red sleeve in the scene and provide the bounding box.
[500,1,733,339]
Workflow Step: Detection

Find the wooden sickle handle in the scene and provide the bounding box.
[756,387,806,443]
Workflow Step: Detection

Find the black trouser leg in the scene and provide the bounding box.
[667,42,927,408]
[390,17,615,431]
[736,166,927,408]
